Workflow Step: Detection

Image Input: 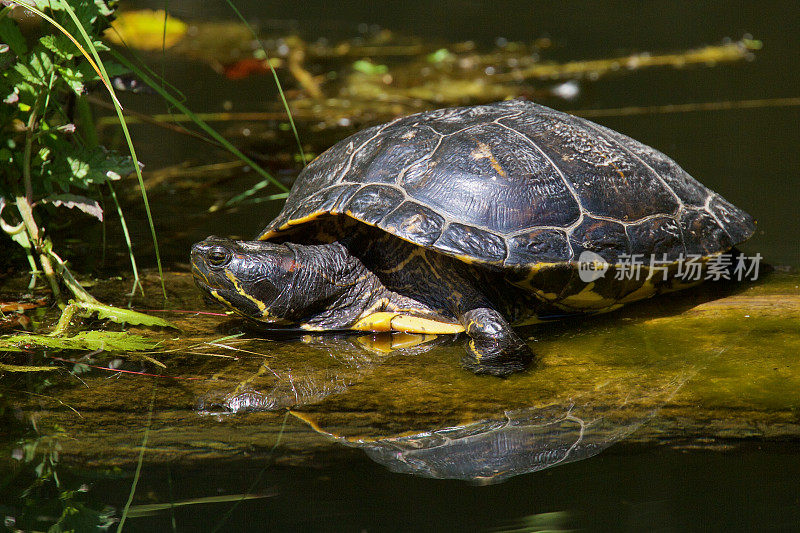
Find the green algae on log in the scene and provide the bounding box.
[1,272,798,480]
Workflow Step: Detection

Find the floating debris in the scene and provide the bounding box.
[100,13,762,134]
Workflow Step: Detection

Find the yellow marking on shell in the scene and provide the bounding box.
[352,312,464,334]
[558,282,613,310]
[454,253,484,265]
[471,141,507,178]
[379,247,427,274]
[538,291,560,301]
[617,279,658,304]
[259,211,326,240]
[508,261,565,292]
[609,159,626,180]
[392,315,465,334]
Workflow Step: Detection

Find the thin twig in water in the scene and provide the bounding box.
[570,96,800,118]
[0,386,83,418]
[207,343,276,357]
[117,380,158,532]
[211,411,291,533]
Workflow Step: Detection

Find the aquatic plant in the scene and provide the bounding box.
[0,0,149,303]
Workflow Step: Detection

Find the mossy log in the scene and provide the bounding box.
[1,272,798,479]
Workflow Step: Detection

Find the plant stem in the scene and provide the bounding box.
[17,95,66,304]
[0,210,40,288]
[107,182,144,299]
[49,303,78,336]
[22,99,38,202]
[75,95,99,148]
[15,196,63,306]
[47,248,99,304]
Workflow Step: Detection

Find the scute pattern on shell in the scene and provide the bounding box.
[260,100,755,266]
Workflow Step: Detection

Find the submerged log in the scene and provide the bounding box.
[1,271,798,481]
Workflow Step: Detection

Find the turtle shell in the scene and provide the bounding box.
[258,100,755,267]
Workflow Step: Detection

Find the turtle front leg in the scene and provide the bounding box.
[459,308,535,376]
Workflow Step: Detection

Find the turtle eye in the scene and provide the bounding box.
[207,247,231,268]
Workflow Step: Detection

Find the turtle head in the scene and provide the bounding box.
[191,236,373,329]
[191,236,299,326]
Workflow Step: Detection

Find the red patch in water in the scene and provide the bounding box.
[223,58,268,80]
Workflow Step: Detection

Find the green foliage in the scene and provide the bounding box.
[3,432,117,532]
[0,361,59,370]
[48,300,177,336]
[67,300,176,329]
[0,1,133,213]
[0,330,159,352]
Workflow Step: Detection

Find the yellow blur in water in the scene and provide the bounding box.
[106,10,188,50]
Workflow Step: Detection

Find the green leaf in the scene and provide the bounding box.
[41,193,104,221]
[57,64,86,94]
[0,362,59,372]
[76,302,176,329]
[13,62,42,87]
[89,39,109,52]
[44,145,136,189]
[59,0,114,39]
[0,331,158,352]
[27,48,54,82]
[6,78,37,103]
[0,14,28,56]
[40,34,78,60]
[25,0,113,24]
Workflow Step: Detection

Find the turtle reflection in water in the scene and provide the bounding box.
[196,332,444,413]
[192,100,754,375]
[292,398,672,484]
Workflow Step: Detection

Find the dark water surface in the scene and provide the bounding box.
[120,0,799,268]
[51,443,800,532]
[2,1,800,531]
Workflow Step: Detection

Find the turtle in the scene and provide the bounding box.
[191,99,755,376]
